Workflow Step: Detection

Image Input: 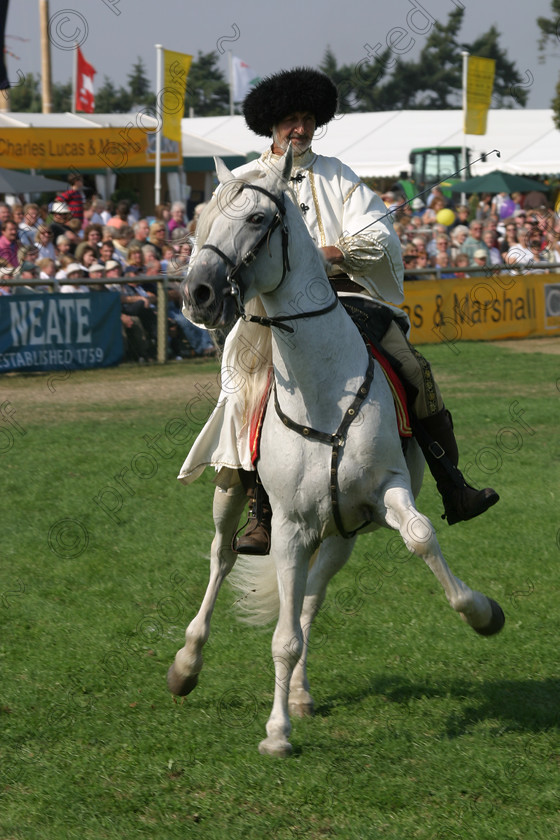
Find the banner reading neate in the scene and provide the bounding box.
[0,292,123,373]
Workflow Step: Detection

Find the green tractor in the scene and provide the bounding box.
[395,146,472,202]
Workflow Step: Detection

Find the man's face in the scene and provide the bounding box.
[470,223,483,240]
[2,222,18,242]
[0,206,11,224]
[272,111,316,156]
[137,221,149,240]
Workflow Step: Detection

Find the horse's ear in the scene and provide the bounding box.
[214,157,235,184]
[281,146,293,183]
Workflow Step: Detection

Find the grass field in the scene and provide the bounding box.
[1,340,559,840]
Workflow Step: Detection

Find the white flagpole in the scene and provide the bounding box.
[228,51,234,116]
[155,43,163,206]
[72,42,77,113]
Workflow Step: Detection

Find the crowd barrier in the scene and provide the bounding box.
[1,269,559,373]
[0,276,169,374]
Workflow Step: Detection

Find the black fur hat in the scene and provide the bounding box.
[242,67,338,137]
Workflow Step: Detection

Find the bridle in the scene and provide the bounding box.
[198,183,338,333]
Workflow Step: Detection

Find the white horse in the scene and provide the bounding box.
[167,149,504,757]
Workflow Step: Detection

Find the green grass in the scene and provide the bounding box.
[1,344,559,840]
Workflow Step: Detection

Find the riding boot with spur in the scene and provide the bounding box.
[232,470,272,555]
[416,408,499,525]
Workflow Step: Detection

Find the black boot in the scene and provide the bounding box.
[415,409,499,526]
[232,470,272,555]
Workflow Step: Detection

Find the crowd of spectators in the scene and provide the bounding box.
[0,173,215,362]
[1,172,559,361]
[382,185,560,280]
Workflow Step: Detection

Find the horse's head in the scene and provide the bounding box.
[181,148,293,329]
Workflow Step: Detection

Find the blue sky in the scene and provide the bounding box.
[4,0,559,109]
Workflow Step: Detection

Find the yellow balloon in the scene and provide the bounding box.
[436,208,456,226]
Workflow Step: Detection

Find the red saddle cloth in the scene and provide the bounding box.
[249,347,411,465]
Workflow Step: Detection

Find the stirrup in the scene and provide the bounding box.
[232,500,272,555]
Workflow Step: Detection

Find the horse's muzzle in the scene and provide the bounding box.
[181,268,237,329]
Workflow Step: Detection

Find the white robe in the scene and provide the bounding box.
[178,147,404,486]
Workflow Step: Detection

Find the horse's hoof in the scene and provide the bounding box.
[258,738,292,758]
[474,598,505,637]
[167,664,199,696]
[289,701,314,718]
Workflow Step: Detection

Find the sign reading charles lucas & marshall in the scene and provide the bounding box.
[0,292,123,373]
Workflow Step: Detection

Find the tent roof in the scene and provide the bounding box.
[181,109,560,178]
[0,168,68,194]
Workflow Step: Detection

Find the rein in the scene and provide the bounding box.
[273,351,376,539]
[199,183,338,334]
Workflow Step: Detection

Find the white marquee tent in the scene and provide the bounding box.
[181,109,560,179]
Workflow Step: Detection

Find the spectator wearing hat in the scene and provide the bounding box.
[59,263,89,293]
[470,249,489,275]
[49,201,74,244]
[0,221,19,268]
[56,173,85,224]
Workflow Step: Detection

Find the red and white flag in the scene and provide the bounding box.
[231,56,259,103]
[75,46,96,113]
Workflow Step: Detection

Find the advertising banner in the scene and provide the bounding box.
[0,292,123,373]
[0,126,182,170]
[401,272,560,346]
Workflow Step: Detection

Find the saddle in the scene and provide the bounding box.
[249,294,413,466]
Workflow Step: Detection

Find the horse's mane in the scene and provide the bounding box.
[195,167,283,424]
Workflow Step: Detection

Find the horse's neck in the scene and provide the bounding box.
[261,210,367,425]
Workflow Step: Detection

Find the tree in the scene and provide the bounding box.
[537,1,560,128]
[52,79,72,112]
[537,1,560,55]
[184,51,229,117]
[8,71,41,112]
[369,8,527,110]
[127,57,155,109]
[95,76,132,113]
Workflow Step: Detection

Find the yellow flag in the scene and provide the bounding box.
[464,56,495,135]
[162,49,192,142]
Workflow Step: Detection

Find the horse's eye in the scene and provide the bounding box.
[248,213,264,225]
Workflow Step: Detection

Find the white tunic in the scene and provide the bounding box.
[178,147,404,486]
[232,148,404,304]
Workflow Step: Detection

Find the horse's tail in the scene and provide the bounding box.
[228,554,279,625]
[228,550,319,626]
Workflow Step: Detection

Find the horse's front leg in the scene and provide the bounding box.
[167,482,246,696]
[289,535,356,718]
[259,523,312,758]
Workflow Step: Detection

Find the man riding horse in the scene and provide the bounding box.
[182,67,498,554]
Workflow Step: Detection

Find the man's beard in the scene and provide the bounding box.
[273,130,312,156]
